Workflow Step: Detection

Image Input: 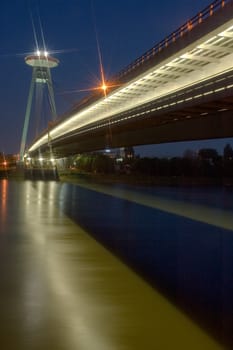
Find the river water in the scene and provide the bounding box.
[0,179,232,349]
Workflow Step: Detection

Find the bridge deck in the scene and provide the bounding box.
[28,0,233,157]
[0,180,221,349]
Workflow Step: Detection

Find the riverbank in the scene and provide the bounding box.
[2,168,232,187]
[0,168,22,180]
[59,171,233,187]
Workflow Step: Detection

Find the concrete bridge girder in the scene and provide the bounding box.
[28,1,233,158]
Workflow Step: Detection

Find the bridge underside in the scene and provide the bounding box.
[29,66,233,158]
[39,102,233,157]
[28,1,233,158]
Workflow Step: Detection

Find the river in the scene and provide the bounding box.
[0,179,232,349]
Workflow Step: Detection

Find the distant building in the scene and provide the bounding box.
[124,146,135,160]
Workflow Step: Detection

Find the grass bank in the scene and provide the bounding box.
[59,170,233,187]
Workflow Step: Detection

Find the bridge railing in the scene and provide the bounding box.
[113,0,230,81]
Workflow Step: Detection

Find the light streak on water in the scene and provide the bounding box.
[75,182,233,231]
[0,180,222,349]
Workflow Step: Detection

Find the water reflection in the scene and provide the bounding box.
[57,181,233,348]
[0,179,8,229]
[0,181,222,349]
[73,182,233,230]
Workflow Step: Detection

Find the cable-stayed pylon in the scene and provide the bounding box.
[19,51,59,161]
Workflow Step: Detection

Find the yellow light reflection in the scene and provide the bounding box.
[0,179,8,228]
[76,182,233,231]
[12,181,222,349]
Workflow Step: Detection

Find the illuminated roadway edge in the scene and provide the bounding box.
[28,1,233,156]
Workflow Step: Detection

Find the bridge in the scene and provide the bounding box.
[27,0,233,158]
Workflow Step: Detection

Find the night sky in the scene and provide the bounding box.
[1,0,232,156]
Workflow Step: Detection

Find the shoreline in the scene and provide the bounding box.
[1,168,232,188]
[59,171,233,188]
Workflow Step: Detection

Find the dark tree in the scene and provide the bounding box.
[198,148,219,161]
[223,144,233,161]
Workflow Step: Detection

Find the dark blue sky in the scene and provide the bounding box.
[0,0,232,156]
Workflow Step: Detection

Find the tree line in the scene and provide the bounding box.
[71,143,233,179]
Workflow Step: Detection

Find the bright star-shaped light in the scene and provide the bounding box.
[35,49,49,57]
[101,83,107,92]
